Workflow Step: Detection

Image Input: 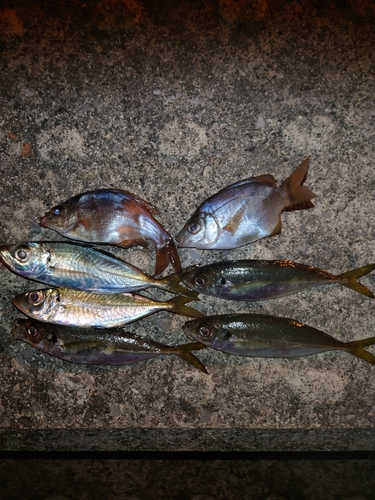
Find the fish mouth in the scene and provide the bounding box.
[175,232,190,248]
[39,214,50,228]
[0,244,13,266]
[174,232,182,246]
[181,321,195,342]
[11,319,25,340]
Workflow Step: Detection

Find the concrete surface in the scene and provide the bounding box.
[0,0,375,453]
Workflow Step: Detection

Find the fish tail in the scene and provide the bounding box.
[168,295,204,318]
[345,336,375,366]
[159,272,200,298]
[280,157,316,211]
[337,264,375,298]
[169,342,208,373]
[154,239,182,276]
[167,238,182,272]
[154,243,171,276]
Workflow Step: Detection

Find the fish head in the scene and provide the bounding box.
[176,212,219,249]
[183,316,238,350]
[179,267,214,296]
[0,242,50,278]
[40,200,78,234]
[11,318,55,350]
[180,266,234,297]
[12,288,61,322]
[182,317,221,348]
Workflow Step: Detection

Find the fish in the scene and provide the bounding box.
[12,288,203,328]
[39,189,181,276]
[11,319,208,373]
[176,157,315,249]
[183,314,375,365]
[177,260,375,300]
[0,241,196,297]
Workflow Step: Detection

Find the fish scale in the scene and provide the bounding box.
[11,319,208,373]
[0,241,195,296]
[183,314,375,365]
[39,189,182,275]
[177,259,375,300]
[176,158,315,249]
[12,287,203,329]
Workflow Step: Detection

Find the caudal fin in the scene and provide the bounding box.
[168,295,204,318]
[346,336,375,365]
[159,272,200,298]
[154,239,182,276]
[170,342,208,373]
[154,244,170,276]
[337,263,375,298]
[167,238,182,272]
[280,157,316,211]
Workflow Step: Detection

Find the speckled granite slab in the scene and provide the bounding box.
[0,0,374,452]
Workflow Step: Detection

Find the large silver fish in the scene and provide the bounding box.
[39,189,181,275]
[12,319,208,373]
[12,288,203,328]
[0,241,195,296]
[183,314,375,365]
[177,260,375,300]
[176,158,315,249]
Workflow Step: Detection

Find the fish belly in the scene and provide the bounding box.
[212,199,282,249]
[223,339,335,358]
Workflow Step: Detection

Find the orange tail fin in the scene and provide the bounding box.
[280,157,316,210]
[154,244,170,276]
[167,238,182,272]
[154,239,182,276]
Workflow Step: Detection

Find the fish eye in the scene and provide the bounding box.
[188,222,201,234]
[219,277,226,285]
[194,274,207,287]
[15,247,30,262]
[27,290,45,306]
[53,206,63,217]
[27,326,40,338]
[198,324,211,337]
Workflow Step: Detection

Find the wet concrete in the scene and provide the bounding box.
[0,0,375,453]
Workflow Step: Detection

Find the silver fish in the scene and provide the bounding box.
[176,158,315,249]
[0,241,195,296]
[183,314,375,365]
[12,319,208,373]
[12,288,203,328]
[39,189,181,275]
[177,260,375,300]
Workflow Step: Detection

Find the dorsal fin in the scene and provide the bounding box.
[115,189,160,215]
[226,174,277,190]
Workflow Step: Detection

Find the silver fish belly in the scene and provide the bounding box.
[178,260,375,300]
[0,241,192,296]
[12,288,202,328]
[176,158,315,249]
[182,314,375,365]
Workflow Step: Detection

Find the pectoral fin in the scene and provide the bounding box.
[118,238,149,249]
[223,203,247,234]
